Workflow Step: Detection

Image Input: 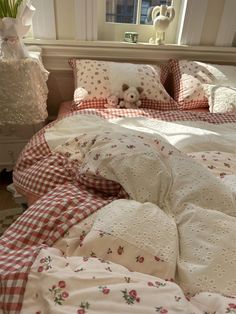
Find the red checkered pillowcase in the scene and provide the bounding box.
[168,59,236,110]
[69,58,177,111]
[169,59,210,110]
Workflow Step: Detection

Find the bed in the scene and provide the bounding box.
[1,58,236,313]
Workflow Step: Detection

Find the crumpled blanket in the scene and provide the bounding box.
[21,115,236,313]
[52,116,236,295]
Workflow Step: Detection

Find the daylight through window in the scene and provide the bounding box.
[106,0,173,25]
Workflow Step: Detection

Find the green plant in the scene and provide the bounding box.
[0,0,23,18]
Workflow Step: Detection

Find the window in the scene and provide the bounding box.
[98,0,180,43]
[106,0,172,25]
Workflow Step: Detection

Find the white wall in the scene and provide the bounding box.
[201,0,225,46]
[54,0,76,39]
[46,0,227,45]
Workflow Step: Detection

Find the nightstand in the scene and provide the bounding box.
[0,50,49,171]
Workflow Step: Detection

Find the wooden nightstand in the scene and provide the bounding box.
[0,50,49,171]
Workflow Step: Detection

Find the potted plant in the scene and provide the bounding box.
[0,0,23,18]
[0,0,35,59]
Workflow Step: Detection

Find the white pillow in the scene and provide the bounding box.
[204,84,236,113]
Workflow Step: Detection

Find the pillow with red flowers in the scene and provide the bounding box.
[69,58,177,110]
[168,59,236,110]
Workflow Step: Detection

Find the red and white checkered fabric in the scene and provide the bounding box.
[7,107,236,313]
[14,107,236,202]
[0,183,113,313]
[74,98,178,111]
[169,59,209,110]
[78,173,122,195]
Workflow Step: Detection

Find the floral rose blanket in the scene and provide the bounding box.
[1,109,236,313]
[23,113,236,313]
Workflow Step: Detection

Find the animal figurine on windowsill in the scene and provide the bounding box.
[150,4,175,45]
[119,84,143,109]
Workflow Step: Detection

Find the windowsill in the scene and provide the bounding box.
[24,38,236,51]
[24,38,185,48]
[23,39,236,71]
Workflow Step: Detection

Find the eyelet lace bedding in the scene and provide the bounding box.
[1,108,236,313]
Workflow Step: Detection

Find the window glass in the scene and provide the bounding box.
[106,0,138,24]
[98,0,181,43]
[106,0,173,25]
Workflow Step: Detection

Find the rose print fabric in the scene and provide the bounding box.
[188,151,236,179]
[19,113,236,313]
[73,200,178,280]
[71,59,177,109]
[169,59,236,110]
[22,248,236,313]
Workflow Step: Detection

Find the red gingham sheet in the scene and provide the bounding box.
[0,184,113,313]
[1,107,236,313]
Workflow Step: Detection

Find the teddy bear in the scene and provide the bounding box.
[119,84,143,109]
[105,94,119,108]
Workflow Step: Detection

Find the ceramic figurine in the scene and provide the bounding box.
[150,4,175,45]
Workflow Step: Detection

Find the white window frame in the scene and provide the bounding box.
[97,0,182,44]
[29,0,233,48]
[215,0,236,47]
[74,0,98,41]
[177,0,209,45]
[31,0,56,39]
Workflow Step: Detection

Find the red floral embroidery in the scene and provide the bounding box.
[49,281,69,305]
[121,289,141,305]
[99,286,110,295]
[147,281,166,288]
[77,301,90,314]
[37,256,52,272]
[37,266,43,272]
[226,303,236,313]
[154,256,164,262]
[58,281,66,289]
[136,255,144,263]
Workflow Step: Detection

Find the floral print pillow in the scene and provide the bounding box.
[169,59,236,110]
[69,59,177,110]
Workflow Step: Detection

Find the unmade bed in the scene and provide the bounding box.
[1,58,236,314]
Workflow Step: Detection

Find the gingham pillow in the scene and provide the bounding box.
[69,59,177,110]
[169,59,236,110]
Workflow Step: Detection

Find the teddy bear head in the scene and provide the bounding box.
[119,84,143,109]
[122,84,143,103]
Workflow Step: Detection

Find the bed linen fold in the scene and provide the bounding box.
[1,108,236,313]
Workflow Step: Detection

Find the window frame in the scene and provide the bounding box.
[215,0,236,47]
[97,0,182,43]
[30,0,236,47]
[31,0,56,39]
